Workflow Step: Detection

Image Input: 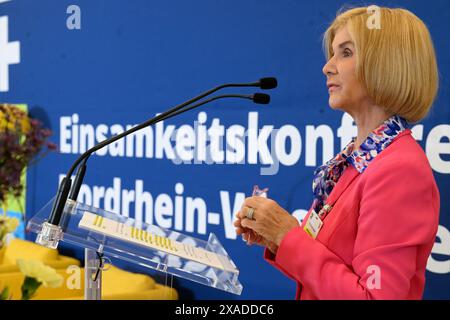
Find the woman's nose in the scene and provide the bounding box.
[322,57,337,77]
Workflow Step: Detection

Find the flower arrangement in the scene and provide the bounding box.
[0,104,56,243]
[0,104,59,300]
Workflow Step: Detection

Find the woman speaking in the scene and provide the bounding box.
[234,6,440,300]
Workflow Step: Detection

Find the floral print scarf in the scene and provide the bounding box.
[311,115,409,215]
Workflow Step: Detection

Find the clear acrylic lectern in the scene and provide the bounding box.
[27,197,243,299]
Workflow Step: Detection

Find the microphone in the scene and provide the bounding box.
[252,93,271,104]
[259,77,277,90]
[36,79,276,248]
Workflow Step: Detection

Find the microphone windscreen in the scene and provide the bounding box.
[259,77,278,89]
[252,93,270,104]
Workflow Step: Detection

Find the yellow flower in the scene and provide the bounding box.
[0,104,30,134]
[16,259,63,288]
[5,217,19,233]
[20,117,31,134]
[0,216,19,234]
[0,217,18,241]
[0,111,4,130]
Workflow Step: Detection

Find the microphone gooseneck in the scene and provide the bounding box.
[38,77,277,249]
[66,78,277,182]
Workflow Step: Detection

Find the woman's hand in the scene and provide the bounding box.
[236,197,300,247]
[234,215,279,254]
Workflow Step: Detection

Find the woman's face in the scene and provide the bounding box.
[322,26,369,114]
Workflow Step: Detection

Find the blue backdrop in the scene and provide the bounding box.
[1,0,449,299]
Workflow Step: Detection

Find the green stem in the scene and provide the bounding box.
[21,277,42,300]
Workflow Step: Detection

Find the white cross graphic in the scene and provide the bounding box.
[0,16,20,92]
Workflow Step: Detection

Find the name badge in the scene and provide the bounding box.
[304,210,323,239]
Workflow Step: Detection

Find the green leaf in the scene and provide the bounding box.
[1,286,10,300]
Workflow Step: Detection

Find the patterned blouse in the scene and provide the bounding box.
[311,115,409,216]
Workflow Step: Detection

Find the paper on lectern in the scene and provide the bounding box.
[78,211,238,273]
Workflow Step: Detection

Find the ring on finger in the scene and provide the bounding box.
[246,207,255,220]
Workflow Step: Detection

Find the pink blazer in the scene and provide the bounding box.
[264,129,440,299]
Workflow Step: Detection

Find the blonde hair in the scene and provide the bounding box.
[323,6,439,122]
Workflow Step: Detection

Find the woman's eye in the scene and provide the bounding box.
[343,49,352,57]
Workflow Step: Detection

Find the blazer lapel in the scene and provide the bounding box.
[325,165,360,207]
[325,129,411,207]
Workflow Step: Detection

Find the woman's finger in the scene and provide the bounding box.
[241,217,257,231]
[235,227,245,235]
[235,219,250,232]
[246,231,258,246]
[242,196,266,210]
[245,231,253,245]
[238,206,258,220]
[247,231,259,245]
[237,207,247,220]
